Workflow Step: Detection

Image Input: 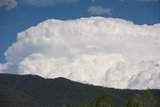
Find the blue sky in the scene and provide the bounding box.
[0,0,160,63]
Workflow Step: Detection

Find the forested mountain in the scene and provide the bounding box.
[0,73,159,107]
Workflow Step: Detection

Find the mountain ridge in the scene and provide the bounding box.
[0,73,160,107]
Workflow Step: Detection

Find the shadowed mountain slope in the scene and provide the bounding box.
[0,73,159,107]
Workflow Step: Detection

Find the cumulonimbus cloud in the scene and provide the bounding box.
[1,17,160,89]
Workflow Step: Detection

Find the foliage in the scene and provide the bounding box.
[94,94,114,107]
[66,103,73,107]
[120,98,143,107]
[0,74,159,107]
[138,88,158,107]
[120,88,158,107]
[80,94,114,107]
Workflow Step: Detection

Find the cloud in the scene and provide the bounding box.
[1,17,160,89]
[23,0,80,6]
[88,6,112,15]
[0,0,17,10]
[0,62,13,73]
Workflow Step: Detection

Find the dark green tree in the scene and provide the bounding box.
[121,88,158,107]
[94,94,114,107]
[80,93,114,107]
[66,103,72,107]
[138,88,157,107]
[120,98,143,107]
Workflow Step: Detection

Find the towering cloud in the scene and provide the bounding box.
[1,17,160,89]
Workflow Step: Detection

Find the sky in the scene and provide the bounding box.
[0,0,160,89]
[0,0,160,63]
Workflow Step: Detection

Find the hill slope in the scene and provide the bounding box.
[0,73,160,107]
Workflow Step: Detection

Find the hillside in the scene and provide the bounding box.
[0,73,160,107]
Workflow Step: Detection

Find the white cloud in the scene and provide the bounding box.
[128,60,160,89]
[88,6,112,15]
[1,17,160,89]
[23,0,80,6]
[0,0,17,10]
[0,62,13,73]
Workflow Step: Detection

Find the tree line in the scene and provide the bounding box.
[67,88,158,107]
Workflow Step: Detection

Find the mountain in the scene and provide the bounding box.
[0,86,40,107]
[0,73,159,107]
